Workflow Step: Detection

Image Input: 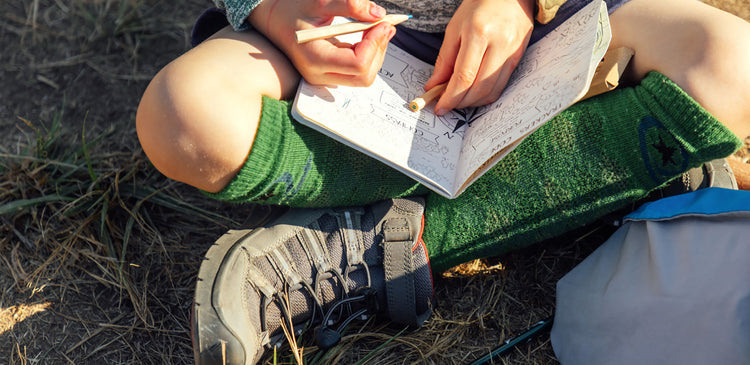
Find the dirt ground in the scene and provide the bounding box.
[1,1,748,364]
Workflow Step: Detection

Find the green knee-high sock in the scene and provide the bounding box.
[205,96,428,207]
[422,72,743,272]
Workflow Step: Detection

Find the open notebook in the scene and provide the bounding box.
[292,0,611,198]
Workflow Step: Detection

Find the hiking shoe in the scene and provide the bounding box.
[600,158,738,226]
[192,197,433,365]
[660,158,738,194]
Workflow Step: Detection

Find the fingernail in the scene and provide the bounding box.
[436,109,448,116]
[370,3,386,18]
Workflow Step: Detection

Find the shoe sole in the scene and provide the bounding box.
[193,206,288,365]
[193,229,255,365]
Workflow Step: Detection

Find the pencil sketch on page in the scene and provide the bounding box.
[292,0,611,198]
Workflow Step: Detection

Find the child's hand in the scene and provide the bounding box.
[425,0,534,115]
[249,0,396,87]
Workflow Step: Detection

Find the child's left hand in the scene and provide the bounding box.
[425,0,535,115]
[248,0,395,87]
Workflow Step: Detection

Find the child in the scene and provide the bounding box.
[135,0,750,363]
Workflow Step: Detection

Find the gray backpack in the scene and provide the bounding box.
[552,187,750,365]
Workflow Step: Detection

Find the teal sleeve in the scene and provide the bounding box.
[212,0,263,31]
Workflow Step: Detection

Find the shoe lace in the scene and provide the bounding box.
[315,287,380,349]
[262,210,380,350]
[264,265,379,350]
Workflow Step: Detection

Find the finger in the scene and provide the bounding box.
[458,45,513,108]
[306,23,389,73]
[425,33,458,91]
[337,23,394,86]
[357,25,395,84]
[320,0,386,22]
[312,42,389,87]
[304,23,394,86]
[466,43,526,108]
[457,54,502,109]
[434,36,487,115]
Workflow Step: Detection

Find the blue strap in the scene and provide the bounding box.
[625,187,750,222]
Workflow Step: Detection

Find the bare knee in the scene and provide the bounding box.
[136,28,300,193]
[136,61,259,193]
[610,0,750,137]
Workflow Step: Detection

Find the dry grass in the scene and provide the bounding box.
[1,1,748,364]
[703,0,750,19]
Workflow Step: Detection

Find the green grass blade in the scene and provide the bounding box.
[352,326,408,365]
[0,195,76,215]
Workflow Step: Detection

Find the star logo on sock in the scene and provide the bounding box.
[638,116,689,183]
[652,135,678,167]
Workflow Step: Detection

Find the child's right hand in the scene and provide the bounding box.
[425,0,534,115]
[248,0,396,87]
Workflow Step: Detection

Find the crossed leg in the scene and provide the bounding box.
[135,0,750,195]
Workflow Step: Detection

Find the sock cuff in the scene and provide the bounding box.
[205,96,429,206]
[203,96,289,203]
[637,72,743,157]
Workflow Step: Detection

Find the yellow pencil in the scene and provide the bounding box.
[295,14,412,43]
[409,83,447,112]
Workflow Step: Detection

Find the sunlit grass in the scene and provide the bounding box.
[0,303,52,335]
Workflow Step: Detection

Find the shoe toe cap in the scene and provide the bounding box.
[195,231,266,365]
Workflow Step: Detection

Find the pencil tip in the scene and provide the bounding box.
[407,14,413,19]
